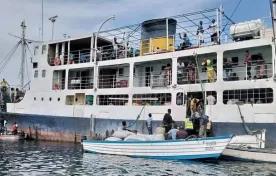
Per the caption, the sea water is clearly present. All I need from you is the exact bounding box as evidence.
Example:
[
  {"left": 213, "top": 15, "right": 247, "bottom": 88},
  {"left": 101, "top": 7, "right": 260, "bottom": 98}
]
[{"left": 0, "top": 140, "right": 275, "bottom": 176}]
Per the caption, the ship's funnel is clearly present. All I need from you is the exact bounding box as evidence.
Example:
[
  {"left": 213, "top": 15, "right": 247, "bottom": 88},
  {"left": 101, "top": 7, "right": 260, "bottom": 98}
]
[{"left": 140, "top": 18, "right": 177, "bottom": 55}]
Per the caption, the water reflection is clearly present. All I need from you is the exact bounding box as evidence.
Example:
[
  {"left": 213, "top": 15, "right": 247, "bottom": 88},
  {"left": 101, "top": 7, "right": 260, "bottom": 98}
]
[{"left": 0, "top": 140, "right": 275, "bottom": 176}]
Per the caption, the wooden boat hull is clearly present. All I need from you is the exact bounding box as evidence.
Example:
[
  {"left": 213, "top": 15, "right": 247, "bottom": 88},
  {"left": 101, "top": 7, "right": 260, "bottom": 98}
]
[
  {"left": 222, "top": 146, "right": 276, "bottom": 163},
  {"left": 83, "top": 136, "right": 232, "bottom": 160}
]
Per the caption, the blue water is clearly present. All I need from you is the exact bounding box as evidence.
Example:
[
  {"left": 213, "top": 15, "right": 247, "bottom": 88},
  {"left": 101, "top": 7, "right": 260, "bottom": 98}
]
[{"left": 0, "top": 140, "right": 275, "bottom": 176}]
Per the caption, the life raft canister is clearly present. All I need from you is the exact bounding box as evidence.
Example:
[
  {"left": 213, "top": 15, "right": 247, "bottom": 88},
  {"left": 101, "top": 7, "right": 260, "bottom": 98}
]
[{"left": 54, "top": 57, "right": 61, "bottom": 66}]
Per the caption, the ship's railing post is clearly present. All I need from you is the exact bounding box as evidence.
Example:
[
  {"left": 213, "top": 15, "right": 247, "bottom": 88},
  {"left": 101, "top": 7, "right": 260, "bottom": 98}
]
[
  {"left": 78, "top": 50, "right": 81, "bottom": 63},
  {"left": 245, "top": 63, "right": 248, "bottom": 80},
  {"left": 166, "top": 18, "right": 169, "bottom": 51}
]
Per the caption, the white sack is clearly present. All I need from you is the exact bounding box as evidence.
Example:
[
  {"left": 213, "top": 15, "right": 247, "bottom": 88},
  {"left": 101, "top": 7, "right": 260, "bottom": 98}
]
[
  {"left": 105, "top": 137, "right": 122, "bottom": 141},
  {"left": 124, "top": 134, "right": 148, "bottom": 141},
  {"left": 137, "top": 134, "right": 165, "bottom": 141},
  {"left": 112, "top": 130, "right": 134, "bottom": 139}
]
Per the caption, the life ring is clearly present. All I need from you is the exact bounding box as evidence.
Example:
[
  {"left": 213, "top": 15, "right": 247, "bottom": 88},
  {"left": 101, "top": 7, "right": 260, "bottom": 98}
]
[
  {"left": 54, "top": 57, "right": 61, "bottom": 66},
  {"left": 54, "top": 83, "right": 60, "bottom": 90}
]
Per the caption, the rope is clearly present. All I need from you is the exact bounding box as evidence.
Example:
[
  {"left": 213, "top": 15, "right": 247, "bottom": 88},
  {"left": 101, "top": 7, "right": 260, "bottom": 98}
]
[
  {"left": 0, "top": 41, "right": 21, "bottom": 74},
  {"left": 127, "top": 104, "right": 146, "bottom": 128},
  {"left": 236, "top": 104, "right": 264, "bottom": 135},
  {"left": 222, "top": 0, "right": 242, "bottom": 32},
  {"left": 194, "top": 52, "right": 206, "bottom": 114}
]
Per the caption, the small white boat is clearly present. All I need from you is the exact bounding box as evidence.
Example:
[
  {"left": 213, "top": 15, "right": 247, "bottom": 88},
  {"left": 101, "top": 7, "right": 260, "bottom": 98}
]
[
  {"left": 82, "top": 135, "right": 232, "bottom": 160},
  {"left": 221, "top": 129, "right": 276, "bottom": 163},
  {"left": 0, "top": 134, "right": 20, "bottom": 140},
  {"left": 222, "top": 145, "right": 276, "bottom": 163}
]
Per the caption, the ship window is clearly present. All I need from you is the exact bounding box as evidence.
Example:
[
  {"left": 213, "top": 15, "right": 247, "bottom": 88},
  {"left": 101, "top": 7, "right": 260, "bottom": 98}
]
[
  {"left": 97, "top": 94, "right": 128, "bottom": 106},
  {"left": 66, "top": 95, "right": 74, "bottom": 105},
  {"left": 34, "top": 70, "right": 38, "bottom": 78},
  {"left": 33, "top": 62, "right": 38, "bottom": 68},
  {"left": 118, "top": 68, "right": 124, "bottom": 76},
  {"left": 42, "top": 70, "right": 46, "bottom": 77},
  {"left": 223, "top": 88, "right": 273, "bottom": 104},
  {"left": 132, "top": 93, "right": 171, "bottom": 106},
  {"left": 34, "top": 97, "right": 36, "bottom": 101},
  {"left": 49, "top": 97, "right": 52, "bottom": 101},
  {"left": 176, "top": 92, "right": 185, "bottom": 105},
  {"left": 42, "top": 45, "right": 47, "bottom": 54},
  {"left": 57, "top": 98, "right": 60, "bottom": 101},
  {"left": 41, "top": 97, "right": 44, "bottom": 101},
  {"left": 86, "top": 95, "right": 94, "bottom": 105},
  {"left": 34, "top": 46, "right": 39, "bottom": 55}
]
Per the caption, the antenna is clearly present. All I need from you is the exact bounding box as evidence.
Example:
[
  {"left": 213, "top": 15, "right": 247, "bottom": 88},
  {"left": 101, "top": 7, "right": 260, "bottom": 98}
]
[
  {"left": 20, "top": 21, "right": 26, "bottom": 89},
  {"left": 41, "top": 0, "right": 44, "bottom": 41},
  {"left": 49, "top": 15, "right": 58, "bottom": 40}
]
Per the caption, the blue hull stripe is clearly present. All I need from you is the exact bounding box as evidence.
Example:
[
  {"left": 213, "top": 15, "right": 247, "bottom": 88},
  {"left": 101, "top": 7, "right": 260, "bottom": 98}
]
[
  {"left": 83, "top": 135, "right": 232, "bottom": 144},
  {"left": 84, "top": 150, "right": 221, "bottom": 160}
]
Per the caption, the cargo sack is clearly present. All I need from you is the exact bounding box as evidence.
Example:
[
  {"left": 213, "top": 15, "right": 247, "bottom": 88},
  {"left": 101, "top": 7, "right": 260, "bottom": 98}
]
[
  {"left": 112, "top": 130, "right": 134, "bottom": 139},
  {"left": 105, "top": 137, "right": 122, "bottom": 141}
]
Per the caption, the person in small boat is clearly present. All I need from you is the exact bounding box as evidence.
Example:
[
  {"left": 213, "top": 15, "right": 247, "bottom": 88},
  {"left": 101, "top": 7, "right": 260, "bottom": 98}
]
[
  {"left": 167, "top": 124, "right": 178, "bottom": 140},
  {"left": 146, "top": 113, "right": 153, "bottom": 135},
  {"left": 121, "top": 121, "right": 137, "bottom": 133},
  {"left": 198, "top": 114, "right": 209, "bottom": 138},
  {"left": 12, "top": 122, "right": 18, "bottom": 135},
  {"left": 162, "top": 109, "right": 174, "bottom": 133},
  {"left": 184, "top": 117, "right": 194, "bottom": 136},
  {"left": 176, "top": 126, "right": 188, "bottom": 139}
]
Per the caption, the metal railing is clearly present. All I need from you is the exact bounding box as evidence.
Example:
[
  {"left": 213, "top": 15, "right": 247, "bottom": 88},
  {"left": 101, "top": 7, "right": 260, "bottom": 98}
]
[
  {"left": 177, "top": 67, "right": 217, "bottom": 84},
  {"left": 223, "top": 62, "right": 272, "bottom": 81},
  {"left": 48, "top": 49, "right": 92, "bottom": 66},
  {"left": 98, "top": 75, "right": 129, "bottom": 89},
  {"left": 133, "top": 71, "right": 172, "bottom": 87},
  {"left": 68, "top": 76, "right": 94, "bottom": 89}
]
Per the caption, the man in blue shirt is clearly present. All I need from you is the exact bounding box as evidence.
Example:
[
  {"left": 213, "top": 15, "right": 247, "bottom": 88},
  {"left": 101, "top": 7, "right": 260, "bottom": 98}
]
[
  {"left": 168, "top": 124, "right": 178, "bottom": 140},
  {"left": 198, "top": 114, "right": 209, "bottom": 138},
  {"left": 146, "top": 113, "right": 153, "bottom": 135}
]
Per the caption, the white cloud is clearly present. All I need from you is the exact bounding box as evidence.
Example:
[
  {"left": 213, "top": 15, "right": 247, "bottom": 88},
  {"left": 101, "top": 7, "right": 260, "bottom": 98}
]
[{"left": 0, "top": 0, "right": 224, "bottom": 86}]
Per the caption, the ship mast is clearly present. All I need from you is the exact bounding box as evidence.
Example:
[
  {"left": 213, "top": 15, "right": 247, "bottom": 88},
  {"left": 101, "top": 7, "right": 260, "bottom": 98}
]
[{"left": 20, "top": 21, "right": 26, "bottom": 89}]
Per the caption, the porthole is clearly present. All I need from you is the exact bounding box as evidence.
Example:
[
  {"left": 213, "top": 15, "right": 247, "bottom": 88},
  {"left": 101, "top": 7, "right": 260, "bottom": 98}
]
[
  {"left": 41, "top": 97, "right": 44, "bottom": 101},
  {"left": 75, "top": 98, "right": 78, "bottom": 102},
  {"left": 49, "top": 97, "right": 52, "bottom": 101},
  {"left": 57, "top": 98, "right": 60, "bottom": 101},
  {"left": 34, "top": 97, "right": 36, "bottom": 101}
]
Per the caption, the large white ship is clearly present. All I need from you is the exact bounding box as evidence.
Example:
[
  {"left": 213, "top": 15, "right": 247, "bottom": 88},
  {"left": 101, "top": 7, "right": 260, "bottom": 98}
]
[{"left": 1, "top": 4, "right": 276, "bottom": 144}]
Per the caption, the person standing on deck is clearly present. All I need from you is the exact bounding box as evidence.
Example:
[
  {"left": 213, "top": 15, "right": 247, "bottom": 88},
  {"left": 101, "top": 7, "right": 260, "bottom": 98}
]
[
  {"left": 162, "top": 109, "right": 174, "bottom": 133},
  {"left": 164, "top": 64, "right": 172, "bottom": 85},
  {"left": 190, "top": 98, "right": 200, "bottom": 118},
  {"left": 0, "top": 117, "right": 4, "bottom": 134},
  {"left": 196, "top": 21, "right": 204, "bottom": 46},
  {"left": 206, "top": 92, "right": 216, "bottom": 105},
  {"left": 202, "top": 59, "right": 215, "bottom": 83},
  {"left": 1, "top": 79, "right": 9, "bottom": 92},
  {"left": 244, "top": 50, "right": 252, "bottom": 80},
  {"left": 146, "top": 113, "right": 153, "bottom": 135},
  {"left": 12, "top": 122, "right": 18, "bottom": 135},
  {"left": 207, "top": 19, "right": 218, "bottom": 45}
]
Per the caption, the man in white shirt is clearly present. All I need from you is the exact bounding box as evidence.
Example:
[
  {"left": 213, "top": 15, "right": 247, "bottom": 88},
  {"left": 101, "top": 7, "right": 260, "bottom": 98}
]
[
  {"left": 206, "top": 92, "right": 216, "bottom": 105},
  {"left": 208, "top": 19, "right": 218, "bottom": 44}
]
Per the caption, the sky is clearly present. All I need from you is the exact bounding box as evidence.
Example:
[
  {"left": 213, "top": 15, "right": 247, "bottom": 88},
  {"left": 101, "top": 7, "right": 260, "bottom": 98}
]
[{"left": 0, "top": 0, "right": 271, "bottom": 86}]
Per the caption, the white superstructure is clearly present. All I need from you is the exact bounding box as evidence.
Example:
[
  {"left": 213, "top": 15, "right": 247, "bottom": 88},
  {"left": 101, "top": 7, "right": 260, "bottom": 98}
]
[{"left": 6, "top": 7, "right": 276, "bottom": 125}]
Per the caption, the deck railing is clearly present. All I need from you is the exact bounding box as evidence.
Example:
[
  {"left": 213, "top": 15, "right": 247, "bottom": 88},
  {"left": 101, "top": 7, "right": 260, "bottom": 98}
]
[
  {"left": 98, "top": 75, "right": 129, "bottom": 89},
  {"left": 68, "top": 76, "right": 94, "bottom": 89}
]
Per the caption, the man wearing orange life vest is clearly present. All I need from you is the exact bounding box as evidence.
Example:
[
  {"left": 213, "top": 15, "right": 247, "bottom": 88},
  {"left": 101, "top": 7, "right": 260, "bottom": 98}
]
[
  {"left": 12, "top": 122, "right": 18, "bottom": 135},
  {"left": 202, "top": 58, "right": 214, "bottom": 83}
]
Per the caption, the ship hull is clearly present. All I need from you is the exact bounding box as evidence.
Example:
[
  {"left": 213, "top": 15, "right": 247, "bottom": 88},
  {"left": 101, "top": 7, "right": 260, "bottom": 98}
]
[{"left": 1, "top": 112, "right": 275, "bottom": 147}]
